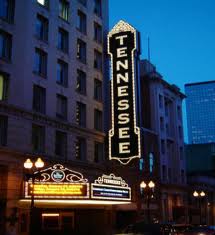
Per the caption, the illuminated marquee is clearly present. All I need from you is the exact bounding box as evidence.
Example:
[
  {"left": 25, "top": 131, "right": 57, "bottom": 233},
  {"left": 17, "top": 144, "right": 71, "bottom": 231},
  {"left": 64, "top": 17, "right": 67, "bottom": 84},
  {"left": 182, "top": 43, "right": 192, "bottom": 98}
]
[
  {"left": 91, "top": 174, "right": 131, "bottom": 201},
  {"left": 24, "top": 164, "right": 89, "bottom": 199},
  {"left": 108, "top": 20, "right": 141, "bottom": 165}
]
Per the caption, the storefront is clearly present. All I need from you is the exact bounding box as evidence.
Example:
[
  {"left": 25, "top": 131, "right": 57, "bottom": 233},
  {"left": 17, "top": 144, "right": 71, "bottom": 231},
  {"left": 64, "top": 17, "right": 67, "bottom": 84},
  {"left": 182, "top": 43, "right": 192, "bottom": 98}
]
[{"left": 18, "top": 164, "right": 132, "bottom": 235}]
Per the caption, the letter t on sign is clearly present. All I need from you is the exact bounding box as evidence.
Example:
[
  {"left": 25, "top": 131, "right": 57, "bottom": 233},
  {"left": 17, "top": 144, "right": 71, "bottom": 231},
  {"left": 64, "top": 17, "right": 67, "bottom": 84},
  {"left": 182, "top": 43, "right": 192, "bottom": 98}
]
[{"left": 115, "top": 35, "right": 128, "bottom": 45}]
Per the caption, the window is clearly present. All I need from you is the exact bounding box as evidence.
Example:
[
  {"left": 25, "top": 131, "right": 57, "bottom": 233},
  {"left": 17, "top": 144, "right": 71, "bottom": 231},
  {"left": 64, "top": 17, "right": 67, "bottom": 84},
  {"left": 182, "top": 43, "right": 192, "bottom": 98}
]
[
  {"left": 36, "top": 14, "right": 49, "bottom": 42},
  {"left": 177, "top": 105, "right": 181, "bottom": 120},
  {"left": 32, "top": 124, "right": 45, "bottom": 153},
  {"left": 56, "top": 94, "right": 67, "bottom": 120},
  {"left": 33, "top": 85, "right": 46, "bottom": 114},
  {"left": 94, "top": 0, "right": 101, "bottom": 17},
  {"left": 55, "top": 130, "right": 67, "bottom": 158},
  {"left": 57, "top": 59, "right": 68, "bottom": 87},
  {"left": 77, "top": 39, "right": 86, "bottom": 63},
  {"left": 181, "top": 169, "right": 185, "bottom": 183},
  {"left": 77, "top": 10, "right": 86, "bottom": 34},
  {"left": 94, "top": 142, "right": 103, "bottom": 163},
  {"left": 162, "top": 165, "right": 167, "bottom": 181},
  {"left": 76, "top": 102, "right": 86, "bottom": 127},
  {"left": 94, "top": 22, "right": 102, "bottom": 43},
  {"left": 78, "top": 0, "right": 87, "bottom": 6},
  {"left": 37, "top": 0, "right": 49, "bottom": 7},
  {"left": 94, "top": 50, "right": 102, "bottom": 71},
  {"left": 168, "top": 168, "right": 172, "bottom": 182},
  {"left": 94, "top": 109, "right": 102, "bottom": 131},
  {"left": 59, "top": 0, "right": 69, "bottom": 21},
  {"left": 75, "top": 137, "right": 86, "bottom": 160},
  {"left": 76, "top": 69, "right": 86, "bottom": 95},
  {"left": 0, "top": 115, "right": 8, "bottom": 146},
  {"left": 0, "top": 72, "right": 9, "bottom": 101},
  {"left": 58, "top": 28, "right": 68, "bottom": 53},
  {"left": 34, "top": 48, "right": 47, "bottom": 78},
  {"left": 139, "top": 158, "right": 144, "bottom": 171},
  {"left": 149, "top": 152, "right": 154, "bottom": 173},
  {"left": 161, "top": 139, "right": 165, "bottom": 154},
  {"left": 160, "top": 116, "right": 164, "bottom": 131},
  {"left": 0, "top": 30, "right": 12, "bottom": 61},
  {"left": 180, "top": 146, "right": 184, "bottom": 160},
  {"left": 94, "top": 79, "right": 102, "bottom": 101},
  {"left": 178, "top": 126, "right": 182, "bottom": 139},
  {"left": 159, "top": 94, "right": 163, "bottom": 108},
  {"left": 0, "top": 0, "right": 15, "bottom": 23}
]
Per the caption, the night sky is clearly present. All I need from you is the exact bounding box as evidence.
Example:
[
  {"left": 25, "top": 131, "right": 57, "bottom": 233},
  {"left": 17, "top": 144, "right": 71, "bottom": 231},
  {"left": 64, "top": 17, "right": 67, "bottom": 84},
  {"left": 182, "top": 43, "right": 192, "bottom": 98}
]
[{"left": 109, "top": 0, "right": 215, "bottom": 142}]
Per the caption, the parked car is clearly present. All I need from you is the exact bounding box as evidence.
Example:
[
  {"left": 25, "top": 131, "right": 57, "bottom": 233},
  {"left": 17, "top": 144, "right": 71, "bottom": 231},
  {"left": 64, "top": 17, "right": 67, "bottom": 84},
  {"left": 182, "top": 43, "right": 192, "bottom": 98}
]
[
  {"left": 182, "top": 225, "right": 215, "bottom": 235},
  {"left": 115, "top": 221, "right": 172, "bottom": 235}
]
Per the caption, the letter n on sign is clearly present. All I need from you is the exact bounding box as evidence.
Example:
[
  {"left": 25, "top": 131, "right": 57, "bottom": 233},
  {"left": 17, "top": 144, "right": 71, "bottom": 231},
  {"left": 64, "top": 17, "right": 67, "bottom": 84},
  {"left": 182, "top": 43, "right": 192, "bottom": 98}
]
[{"left": 108, "top": 20, "right": 141, "bottom": 165}]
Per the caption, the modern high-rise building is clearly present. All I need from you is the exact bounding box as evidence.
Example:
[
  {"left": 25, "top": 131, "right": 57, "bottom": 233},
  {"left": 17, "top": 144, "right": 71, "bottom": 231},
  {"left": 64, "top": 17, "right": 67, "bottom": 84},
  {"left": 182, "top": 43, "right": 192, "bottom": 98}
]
[
  {"left": 0, "top": 0, "right": 109, "bottom": 234},
  {"left": 185, "top": 80, "right": 215, "bottom": 144},
  {"left": 139, "top": 60, "right": 187, "bottom": 223}
]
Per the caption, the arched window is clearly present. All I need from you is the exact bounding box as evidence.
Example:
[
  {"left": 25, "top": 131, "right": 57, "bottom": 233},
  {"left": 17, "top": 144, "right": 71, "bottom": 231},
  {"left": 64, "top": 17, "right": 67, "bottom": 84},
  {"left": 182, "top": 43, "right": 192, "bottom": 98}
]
[{"left": 149, "top": 152, "right": 154, "bottom": 173}]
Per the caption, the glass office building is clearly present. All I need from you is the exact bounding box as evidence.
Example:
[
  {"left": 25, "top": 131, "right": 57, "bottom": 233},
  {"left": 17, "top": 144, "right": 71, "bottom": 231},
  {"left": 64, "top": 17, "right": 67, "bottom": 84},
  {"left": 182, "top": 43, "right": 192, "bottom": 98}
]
[{"left": 185, "top": 81, "right": 215, "bottom": 144}]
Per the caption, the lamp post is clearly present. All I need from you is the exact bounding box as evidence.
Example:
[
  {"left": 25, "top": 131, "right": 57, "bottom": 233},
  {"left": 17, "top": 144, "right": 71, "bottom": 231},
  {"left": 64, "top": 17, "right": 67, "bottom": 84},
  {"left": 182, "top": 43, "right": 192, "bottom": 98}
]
[
  {"left": 140, "top": 180, "right": 155, "bottom": 223},
  {"left": 24, "top": 157, "right": 44, "bottom": 235},
  {"left": 193, "top": 190, "right": 206, "bottom": 225}
]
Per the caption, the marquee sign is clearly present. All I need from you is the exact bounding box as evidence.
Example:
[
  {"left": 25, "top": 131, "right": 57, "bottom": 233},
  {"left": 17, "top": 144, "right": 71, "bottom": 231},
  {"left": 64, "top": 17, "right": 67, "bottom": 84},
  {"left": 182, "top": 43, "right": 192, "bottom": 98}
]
[
  {"left": 108, "top": 20, "right": 141, "bottom": 165},
  {"left": 91, "top": 174, "right": 131, "bottom": 201},
  {"left": 24, "top": 164, "right": 89, "bottom": 199}
]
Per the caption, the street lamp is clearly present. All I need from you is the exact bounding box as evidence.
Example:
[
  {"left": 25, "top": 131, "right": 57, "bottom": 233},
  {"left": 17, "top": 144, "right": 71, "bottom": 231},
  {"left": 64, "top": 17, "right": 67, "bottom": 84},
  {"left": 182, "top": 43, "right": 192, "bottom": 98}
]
[
  {"left": 193, "top": 190, "right": 206, "bottom": 225},
  {"left": 140, "top": 180, "right": 155, "bottom": 223},
  {"left": 24, "top": 157, "right": 44, "bottom": 235}
]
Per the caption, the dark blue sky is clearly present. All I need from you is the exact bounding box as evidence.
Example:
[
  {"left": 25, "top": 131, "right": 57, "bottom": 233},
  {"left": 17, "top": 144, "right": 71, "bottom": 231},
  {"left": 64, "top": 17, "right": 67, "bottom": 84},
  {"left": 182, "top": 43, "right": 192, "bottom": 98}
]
[{"left": 109, "top": 0, "right": 215, "bottom": 141}]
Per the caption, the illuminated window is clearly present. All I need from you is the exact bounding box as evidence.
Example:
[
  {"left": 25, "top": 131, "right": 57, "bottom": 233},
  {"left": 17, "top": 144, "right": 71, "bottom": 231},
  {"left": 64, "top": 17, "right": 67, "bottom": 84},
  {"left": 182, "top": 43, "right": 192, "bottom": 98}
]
[
  {"left": 0, "top": 30, "right": 12, "bottom": 61},
  {"left": 0, "top": 0, "right": 15, "bottom": 23},
  {"left": 0, "top": 72, "right": 9, "bottom": 101},
  {"left": 149, "top": 153, "right": 154, "bottom": 173},
  {"left": 77, "top": 39, "right": 86, "bottom": 63},
  {"left": 57, "top": 59, "right": 68, "bottom": 87},
  {"left": 56, "top": 94, "right": 67, "bottom": 120},
  {"left": 75, "top": 137, "right": 86, "bottom": 160},
  {"left": 76, "top": 102, "right": 86, "bottom": 127},
  {"left": 58, "top": 28, "right": 68, "bottom": 53},
  {"left": 94, "top": 79, "right": 102, "bottom": 101},
  {"left": 76, "top": 69, "right": 86, "bottom": 95},
  {"left": 94, "top": 22, "right": 102, "bottom": 44},
  {"left": 77, "top": 10, "right": 86, "bottom": 34},
  {"left": 33, "top": 85, "right": 46, "bottom": 114},
  {"left": 59, "top": 0, "right": 69, "bottom": 22},
  {"left": 55, "top": 130, "right": 67, "bottom": 158},
  {"left": 94, "top": 0, "right": 101, "bottom": 17},
  {"left": 139, "top": 158, "right": 144, "bottom": 171},
  {"left": 94, "top": 49, "right": 102, "bottom": 71},
  {"left": 32, "top": 124, "right": 45, "bottom": 153},
  {"left": 94, "top": 109, "right": 102, "bottom": 131},
  {"left": 0, "top": 115, "right": 7, "bottom": 146},
  {"left": 94, "top": 142, "right": 103, "bottom": 163},
  {"left": 36, "top": 14, "right": 48, "bottom": 42},
  {"left": 34, "top": 48, "right": 47, "bottom": 78},
  {"left": 37, "top": 0, "right": 49, "bottom": 7}
]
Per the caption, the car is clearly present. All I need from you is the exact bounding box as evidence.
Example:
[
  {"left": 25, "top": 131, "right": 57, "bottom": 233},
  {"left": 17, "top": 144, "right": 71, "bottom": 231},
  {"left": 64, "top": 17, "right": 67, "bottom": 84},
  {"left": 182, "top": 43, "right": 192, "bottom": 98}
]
[
  {"left": 182, "top": 225, "right": 215, "bottom": 235},
  {"left": 115, "top": 221, "right": 172, "bottom": 235}
]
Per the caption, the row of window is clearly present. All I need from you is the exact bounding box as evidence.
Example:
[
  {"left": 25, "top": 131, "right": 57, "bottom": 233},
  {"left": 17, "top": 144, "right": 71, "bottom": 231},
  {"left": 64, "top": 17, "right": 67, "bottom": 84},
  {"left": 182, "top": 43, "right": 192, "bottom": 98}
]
[
  {"left": 0, "top": 0, "right": 102, "bottom": 24},
  {"left": 33, "top": 84, "right": 103, "bottom": 130},
  {"left": 38, "top": 0, "right": 102, "bottom": 19},
  {"left": 162, "top": 165, "right": 185, "bottom": 184},
  {"left": 36, "top": 12, "right": 103, "bottom": 46},
  {"left": 0, "top": 115, "right": 104, "bottom": 162},
  {"left": 0, "top": 74, "right": 103, "bottom": 131},
  {"left": 0, "top": 28, "right": 103, "bottom": 73},
  {"left": 0, "top": 68, "right": 102, "bottom": 102}
]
